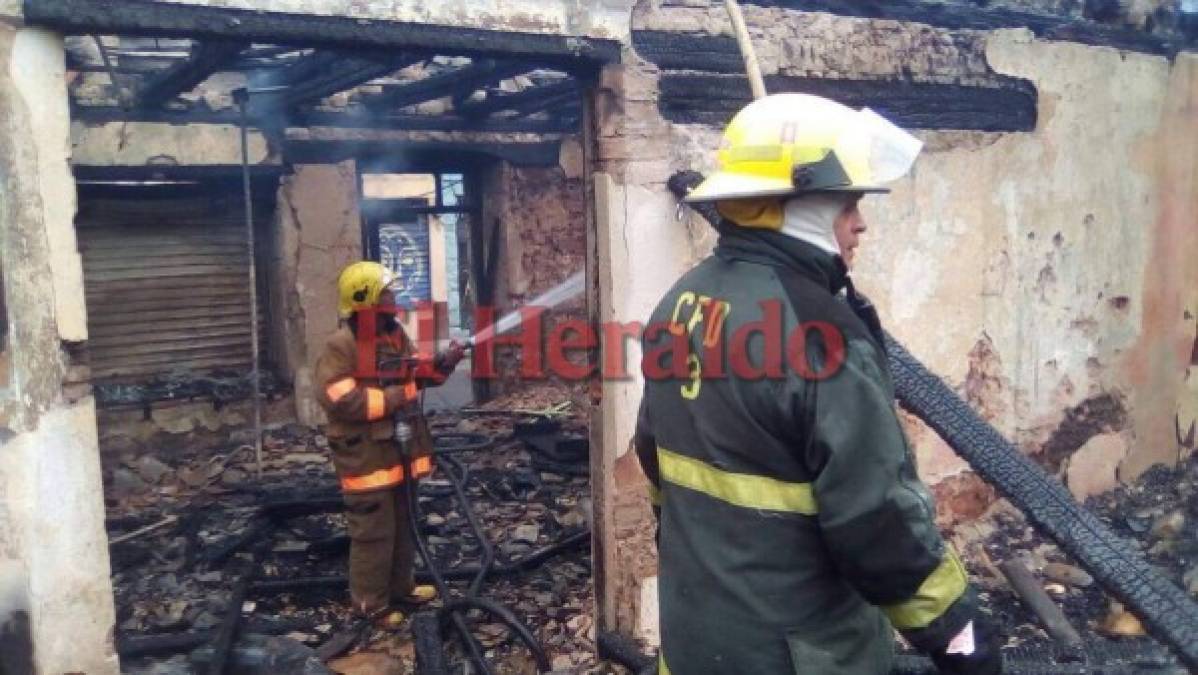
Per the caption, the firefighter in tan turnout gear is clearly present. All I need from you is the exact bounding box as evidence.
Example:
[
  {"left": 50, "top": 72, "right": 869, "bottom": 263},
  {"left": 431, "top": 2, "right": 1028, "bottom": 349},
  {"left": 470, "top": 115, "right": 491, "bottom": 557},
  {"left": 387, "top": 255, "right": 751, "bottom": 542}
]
[
  {"left": 316, "top": 261, "right": 465, "bottom": 618},
  {"left": 635, "top": 94, "right": 1003, "bottom": 673}
]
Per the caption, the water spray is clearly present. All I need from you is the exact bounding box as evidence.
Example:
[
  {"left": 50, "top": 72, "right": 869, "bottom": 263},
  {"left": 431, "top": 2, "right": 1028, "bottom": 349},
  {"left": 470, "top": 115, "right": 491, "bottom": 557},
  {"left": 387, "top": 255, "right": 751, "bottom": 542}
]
[{"left": 462, "top": 271, "right": 585, "bottom": 349}]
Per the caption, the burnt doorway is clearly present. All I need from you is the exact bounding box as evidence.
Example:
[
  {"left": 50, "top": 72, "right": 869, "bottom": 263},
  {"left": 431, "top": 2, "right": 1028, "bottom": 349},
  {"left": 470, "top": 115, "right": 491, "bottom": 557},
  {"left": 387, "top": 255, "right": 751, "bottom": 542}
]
[{"left": 36, "top": 2, "right": 615, "bottom": 671}]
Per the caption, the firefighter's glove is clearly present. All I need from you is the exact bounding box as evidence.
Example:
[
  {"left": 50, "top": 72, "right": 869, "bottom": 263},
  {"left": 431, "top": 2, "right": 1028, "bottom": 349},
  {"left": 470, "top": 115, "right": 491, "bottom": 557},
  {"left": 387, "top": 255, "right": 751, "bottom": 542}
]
[
  {"left": 437, "top": 340, "right": 468, "bottom": 372},
  {"left": 929, "top": 615, "right": 1002, "bottom": 675}
]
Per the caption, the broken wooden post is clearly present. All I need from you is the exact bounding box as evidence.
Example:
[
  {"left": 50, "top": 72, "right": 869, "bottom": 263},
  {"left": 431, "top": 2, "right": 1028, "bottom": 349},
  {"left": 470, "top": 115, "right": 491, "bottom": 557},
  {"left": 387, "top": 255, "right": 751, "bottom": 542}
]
[{"left": 999, "top": 560, "right": 1084, "bottom": 647}]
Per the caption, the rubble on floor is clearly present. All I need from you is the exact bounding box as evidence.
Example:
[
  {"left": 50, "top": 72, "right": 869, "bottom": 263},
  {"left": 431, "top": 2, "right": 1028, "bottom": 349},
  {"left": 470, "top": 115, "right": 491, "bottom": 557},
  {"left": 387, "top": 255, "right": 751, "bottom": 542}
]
[
  {"left": 952, "top": 452, "right": 1198, "bottom": 673},
  {"left": 104, "top": 388, "right": 623, "bottom": 674},
  {"left": 95, "top": 369, "right": 288, "bottom": 407}
]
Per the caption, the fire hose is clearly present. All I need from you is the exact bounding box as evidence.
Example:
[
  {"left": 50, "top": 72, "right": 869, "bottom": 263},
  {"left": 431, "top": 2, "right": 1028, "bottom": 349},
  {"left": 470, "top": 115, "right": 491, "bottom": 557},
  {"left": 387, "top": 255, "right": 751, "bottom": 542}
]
[
  {"left": 666, "top": 172, "right": 1198, "bottom": 669},
  {"left": 396, "top": 390, "right": 556, "bottom": 674}
]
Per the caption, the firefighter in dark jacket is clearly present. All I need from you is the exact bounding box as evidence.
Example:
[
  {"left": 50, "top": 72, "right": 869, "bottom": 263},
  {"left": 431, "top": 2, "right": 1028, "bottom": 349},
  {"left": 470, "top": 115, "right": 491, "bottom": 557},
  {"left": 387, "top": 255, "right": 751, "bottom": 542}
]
[
  {"left": 634, "top": 94, "right": 1003, "bottom": 674},
  {"left": 316, "top": 261, "right": 465, "bottom": 618}
]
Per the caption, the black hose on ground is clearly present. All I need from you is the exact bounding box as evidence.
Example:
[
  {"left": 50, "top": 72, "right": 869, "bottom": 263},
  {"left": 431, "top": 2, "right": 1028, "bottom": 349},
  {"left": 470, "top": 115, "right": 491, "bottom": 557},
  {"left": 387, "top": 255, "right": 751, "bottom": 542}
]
[
  {"left": 596, "top": 631, "right": 656, "bottom": 673},
  {"left": 404, "top": 458, "right": 492, "bottom": 675},
  {"left": 438, "top": 454, "right": 495, "bottom": 598},
  {"left": 440, "top": 598, "right": 552, "bottom": 672},
  {"left": 665, "top": 170, "right": 1198, "bottom": 669},
  {"left": 408, "top": 431, "right": 554, "bottom": 674}
]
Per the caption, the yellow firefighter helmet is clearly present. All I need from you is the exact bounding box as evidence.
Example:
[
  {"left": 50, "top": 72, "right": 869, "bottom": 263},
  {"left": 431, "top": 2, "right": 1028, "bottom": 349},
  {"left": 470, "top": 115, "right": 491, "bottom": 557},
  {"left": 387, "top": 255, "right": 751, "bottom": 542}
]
[
  {"left": 337, "top": 261, "right": 396, "bottom": 319},
  {"left": 685, "top": 93, "right": 922, "bottom": 203}
]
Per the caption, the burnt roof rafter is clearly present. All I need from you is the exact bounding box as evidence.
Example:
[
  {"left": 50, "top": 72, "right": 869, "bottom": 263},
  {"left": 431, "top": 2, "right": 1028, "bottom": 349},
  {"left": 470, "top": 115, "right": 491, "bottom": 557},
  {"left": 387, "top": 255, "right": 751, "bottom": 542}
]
[
  {"left": 457, "top": 79, "right": 579, "bottom": 118},
  {"left": 135, "top": 39, "right": 247, "bottom": 108},
  {"left": 364, "top": 59, "right": 536, "bottom": 111},
  {"left": 250, "top": 50, "right": 423, "bottom": 112},
  {"left": 26, "top": 0, "right": 621, "bottom": 67},
  {"left": 71, "top": 103, "right": 578, "bottom": 134}
]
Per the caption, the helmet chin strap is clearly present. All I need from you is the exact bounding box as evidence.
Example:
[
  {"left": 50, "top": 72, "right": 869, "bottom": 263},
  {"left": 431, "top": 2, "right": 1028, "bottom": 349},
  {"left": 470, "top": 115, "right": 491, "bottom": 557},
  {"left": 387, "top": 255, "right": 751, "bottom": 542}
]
[{"left": 780, "top": 193, "right": 851, "bottom": 257}]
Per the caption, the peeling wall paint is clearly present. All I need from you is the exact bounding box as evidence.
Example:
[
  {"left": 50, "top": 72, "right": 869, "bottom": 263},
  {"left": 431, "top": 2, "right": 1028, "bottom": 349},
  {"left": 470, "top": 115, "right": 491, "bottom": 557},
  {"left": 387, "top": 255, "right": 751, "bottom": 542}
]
[
  {"left": 0, "top": 24, "right": 117, "bottom": 674},
  {"left": 12, "top": 29, "right": 86, "bottom": 343}
]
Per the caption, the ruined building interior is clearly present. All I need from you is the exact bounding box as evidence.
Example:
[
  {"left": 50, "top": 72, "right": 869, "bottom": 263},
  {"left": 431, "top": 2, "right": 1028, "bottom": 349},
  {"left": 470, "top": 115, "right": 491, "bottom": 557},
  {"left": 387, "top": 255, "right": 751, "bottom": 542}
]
[{"left": 0, "top": 0, "right": 1196, "bottom": 673}]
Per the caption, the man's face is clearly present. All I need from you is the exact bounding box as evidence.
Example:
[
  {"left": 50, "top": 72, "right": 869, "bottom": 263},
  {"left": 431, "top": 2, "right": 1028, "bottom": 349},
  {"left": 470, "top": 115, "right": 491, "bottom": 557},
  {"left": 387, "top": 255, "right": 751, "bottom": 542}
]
[{"left": 834, "top": 195, "right": 867, "bottom": 269}]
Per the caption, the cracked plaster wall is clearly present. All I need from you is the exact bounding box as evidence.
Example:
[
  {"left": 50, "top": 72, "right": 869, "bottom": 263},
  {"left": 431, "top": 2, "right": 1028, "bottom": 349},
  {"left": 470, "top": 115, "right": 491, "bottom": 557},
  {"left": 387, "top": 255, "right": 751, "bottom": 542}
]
[
  {"left": 72, "top": 121, "right": 272, "bottom": 167},
  {"left": 272, "top": 161, "right": 363, "bottom": 426},
  {"left": 0, "top": 23, "right": 117, "bottom": 675}
]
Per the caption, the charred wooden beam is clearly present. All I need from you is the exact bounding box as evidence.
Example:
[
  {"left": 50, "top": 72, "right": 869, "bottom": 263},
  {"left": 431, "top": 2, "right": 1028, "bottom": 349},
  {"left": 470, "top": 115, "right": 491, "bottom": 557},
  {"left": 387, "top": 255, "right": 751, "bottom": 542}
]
[
  {"left": 457, "top": 79, "right": 579, "bottom": 118},
  {"left": 284, "top": 139, "right": 562, "bottom": 169},
  {"left": 255, "top": 51, "right": 422, "bottom": 110},
  {"left": 658, "top": 73, "right": 1037, "bottom": 132},
  {"left": 73, "top": 164, "right": 287, "bottom": 183},
  {"left": 632, "top": 30, "right": 745, "bottom": 74},
  {"left": 25, "top": 0, "right": 621, "bottom": 67},
  {"left": 136, "top": 40, "right": 246, "bottom": 108},
  {"left": 734, "top": 0, "right": 1174, "bottom": 54},
  {"left": 999, "top": 560, "right": 1085, "bottom": 647},
  {"left": 365, "top": 59, "right": 534, "bottom": 111},
  {"left": 510, "top": 89, "right": 580, "bottom": 119},
  {"left": 70, "top": 104, "right": 577, "bottom": 134}
]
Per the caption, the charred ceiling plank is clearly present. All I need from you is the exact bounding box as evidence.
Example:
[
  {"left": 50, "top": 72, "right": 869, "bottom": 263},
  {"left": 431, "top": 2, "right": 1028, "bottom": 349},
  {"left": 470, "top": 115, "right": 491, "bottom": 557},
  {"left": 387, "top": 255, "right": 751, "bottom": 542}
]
[
  {"left": 73, "top": 164, "right": 287, "bottom": 184},
  {"left": 364, "top": 59, "right": 534, "bottom": 111},
  {"left": 286, "top": 139, "right": 562, "bottom": 169},
  {"left": 632, "top": 30, "right": 744, "bottom": 73},
  {"left": 458, "top": 79, "right": 579, "bottom": 118},
  {"left": 24, "top": 0, "right": 621, "bottom": 67},
  {"left": 254, "top": 51, "right": 422, "bottom": 111},
  {"left": 135, "top": 40, "right": 246, "bottom": 108},
  {"left": 734, "top": 0, "right": 1173, "bottom": 54},
  {"left": 296, "top": 108, "right": 576, "bottom": 134},
  {"left": 71, "top": 103, "right": 577, "bottom": 134},
  {"left": 659, "top": 73, "right": 1037, "bottom": 132}
]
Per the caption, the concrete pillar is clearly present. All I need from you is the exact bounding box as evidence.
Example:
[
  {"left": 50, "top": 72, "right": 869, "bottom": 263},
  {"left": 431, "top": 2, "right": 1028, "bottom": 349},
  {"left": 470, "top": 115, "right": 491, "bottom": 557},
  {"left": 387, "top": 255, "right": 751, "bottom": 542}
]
[
  {"left": 272, "top": 161, "right": 363, "bottom": 426},
  {"left": 0, "top": 22, "right": 118, "bottom": 675}
]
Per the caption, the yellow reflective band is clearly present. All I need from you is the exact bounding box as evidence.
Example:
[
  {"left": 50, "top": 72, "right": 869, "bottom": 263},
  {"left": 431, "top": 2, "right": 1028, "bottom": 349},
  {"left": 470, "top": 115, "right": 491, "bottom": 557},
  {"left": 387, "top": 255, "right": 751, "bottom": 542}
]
[
  {"left": 656, "top": 446, "right": 817, "bottom": 515},
  {"left": 325, "top": 377, "right": 357, "bottom": 403},
  {"left": 365, "top": 387, "right": 386, "bottom": 421},
  {"left": 659, "top": 655, "right": 671, "bottom": 675},
  {"left": 882, "top": 548, "right": 969, "bottom": 629},
  {"left": 647, "top": 481, "right": 662, "bottom": 506}
]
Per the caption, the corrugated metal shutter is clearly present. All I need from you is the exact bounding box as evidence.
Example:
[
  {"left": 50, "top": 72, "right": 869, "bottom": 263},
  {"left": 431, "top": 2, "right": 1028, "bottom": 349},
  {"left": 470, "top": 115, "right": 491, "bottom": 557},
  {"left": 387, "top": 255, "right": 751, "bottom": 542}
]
[
  {"left": 77, "top": 193, "right": 270, "bottom": 382},
  {"left": 378, "top": 218, "right": 431, "bottom": 308}
]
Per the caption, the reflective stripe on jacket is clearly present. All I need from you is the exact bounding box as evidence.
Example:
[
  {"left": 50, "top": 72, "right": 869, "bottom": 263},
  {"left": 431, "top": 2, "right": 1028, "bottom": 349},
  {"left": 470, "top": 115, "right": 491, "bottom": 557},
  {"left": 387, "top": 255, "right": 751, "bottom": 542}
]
[
  {"left": 315, "top": 325, "right": 436, "bottom": 493},
  {"left": 635, "top": 227, "right": 975, "bottom": 674}
]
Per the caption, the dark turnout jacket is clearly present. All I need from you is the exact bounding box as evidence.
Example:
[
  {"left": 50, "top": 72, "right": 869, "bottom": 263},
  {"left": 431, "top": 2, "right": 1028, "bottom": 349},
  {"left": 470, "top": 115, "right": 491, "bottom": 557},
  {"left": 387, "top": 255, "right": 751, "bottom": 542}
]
[{"left": 634, "top": 228, "right": 975, "bottom": 674}]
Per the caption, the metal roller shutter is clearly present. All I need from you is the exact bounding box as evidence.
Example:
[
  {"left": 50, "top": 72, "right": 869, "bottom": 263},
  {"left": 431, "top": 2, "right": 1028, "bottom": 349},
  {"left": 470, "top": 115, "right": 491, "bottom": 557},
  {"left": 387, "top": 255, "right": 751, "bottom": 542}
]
[{"left": 77, "top": 193, "right": 271, "bottom": 381}]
